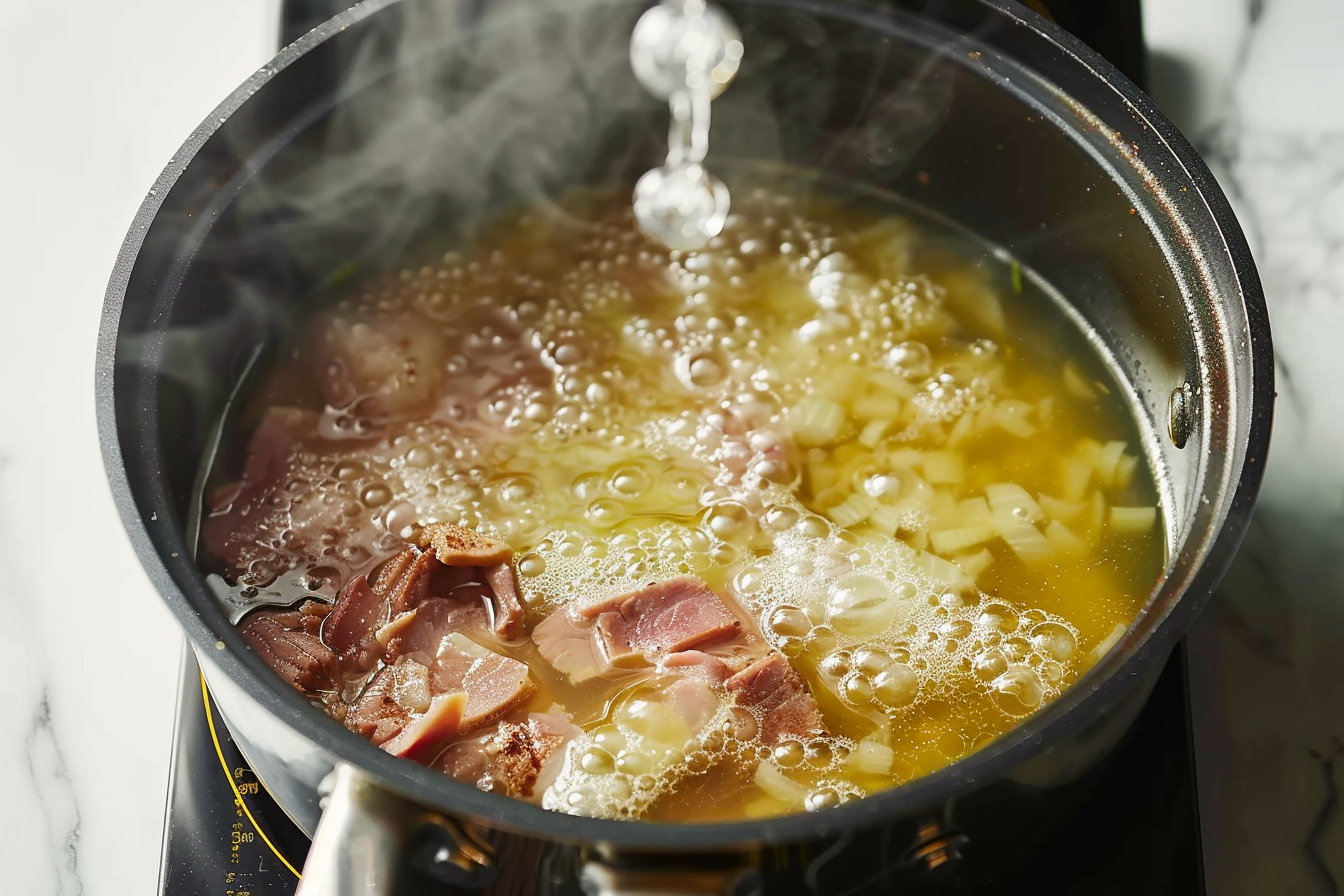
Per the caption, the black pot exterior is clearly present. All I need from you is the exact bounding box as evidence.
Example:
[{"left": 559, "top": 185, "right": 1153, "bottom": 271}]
[{"left": 97, "top": 0, "right": 1271, "bottom": 865}]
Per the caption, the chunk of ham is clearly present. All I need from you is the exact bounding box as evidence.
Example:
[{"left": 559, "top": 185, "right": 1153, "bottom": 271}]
[
  {"left": 346, "top": 659, "right": 430, "bottom": 745},
  {"left": 533, "top": 576, "right": 744, "bottom": 683},
  {"left": 307, "top": 310, "right": 445, "bottom": 417},
  {"left": 202, "top": 407, "right": 317, "bottom": 573},
  {"left": 374, "top": 547, "right": 438, "bottom": 614},
  {"left": 428, "top": 633, "right": 535, "bottom": 732},
  {"left": 416, "top": 523, "right": 523, "bottom": 637},
  {"left": 438, "top": 711, "right": 580, "bottom": 799},
  {"left": 381, "top": 692, "right": 468, "bottom": 763},
  {"left": 239, "top": 606, "right": 339, "bottom": 694},
  {"left": 724, "top": 653, "right": 828, "bottom": 746},
  {"left": 323, "top": 575, "right": 387, "bottom": 671},
  {"left": 658, "top": 650, "right": 734, "bottom": 686}
]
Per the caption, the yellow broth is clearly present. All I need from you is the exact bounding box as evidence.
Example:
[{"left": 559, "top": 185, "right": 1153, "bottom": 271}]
[{"left": 227, "top": 187, "right": 1164, "bottom": 821}]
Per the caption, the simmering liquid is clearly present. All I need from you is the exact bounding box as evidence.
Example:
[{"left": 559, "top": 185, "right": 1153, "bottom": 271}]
[{"left": 218, "top": 185, "right": 1163, "bottom": 821}]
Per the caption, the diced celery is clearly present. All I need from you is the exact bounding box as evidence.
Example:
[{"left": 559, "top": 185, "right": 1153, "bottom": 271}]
[
  {"left": 754, "top": 760, "right": 809, "bottom": 806},
  {"left": 1095, "top": 440, "right": 1127, "bottom": 489},
  {"left": 859, "top": 418, "right": 894, "bottom": 448},
  {"left": 1038, "top": 494, "right": 1085, "bottom": 522},
  {"left": 985, "top": 483, "right": 1044, "bottom": 523},
  {"left": 1063, "top": 361, "right": 1095, "bottom": 400},
  {"left": 849, "top": 740, "right": 895, "bottom": 776},
  {"left": 808, "top": 459, "right": 840, "bottom": 494},
  {"left": 829, "top": 492, "right": 879, "bottom": 529},
  {"left": 995, "top": 400, "right": 1037, "bottom": 438},
  {"left": 1088, "top": 622, "right": 1128, "bottom": 663},
  {"left": 915, "top": 549, "right": 967, "bottom": 585},
  {"left": 954, "top": 548, "right": 995, "bottom": 580},
  {"left": 869, "top": 501, "right": 925, "bottom": 535},
  {"left": 930, "top": 523, "right": 997, "bottom": 555},
  {"left": 992, "top": 506, "right": 1056, "bottom": 565},
  {"left": 1109, "top": 505, "right": 1157, "bottom": 534},
  {"left": 790, "top": 396, "right": 847, "bottom": 447},
  {"left": 921, "top": 450, "right": 966, "bottom": 485},
  {"left": 1044, "top": 520, "right": 1090, "bottom": 558}
]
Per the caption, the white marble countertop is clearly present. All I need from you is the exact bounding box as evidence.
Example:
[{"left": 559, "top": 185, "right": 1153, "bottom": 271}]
[{"left": 1, "top": 0, "right": 1341, "bottom": 892}]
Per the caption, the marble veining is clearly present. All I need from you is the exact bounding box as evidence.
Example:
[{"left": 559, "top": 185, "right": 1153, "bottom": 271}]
[
  {"left": 25, "top": 693, "right": 84, "bottom": 896},
  {"left": 1150, "top": 0, "right": 1344, "bottom": 892}
]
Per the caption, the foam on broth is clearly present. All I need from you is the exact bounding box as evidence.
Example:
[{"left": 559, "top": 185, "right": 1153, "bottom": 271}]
[{"left": 219, "top": 184, "right": 1164, "bottom": 821}]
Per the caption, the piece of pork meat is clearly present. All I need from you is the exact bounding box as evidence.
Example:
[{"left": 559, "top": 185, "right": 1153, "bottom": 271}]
[
  {"left": 374, "top": 547, "right": 439, "bottom": 614},
  {"left": 381, "top": 692, "right": 467, "bottom": 763},
  {"left": 323, "top": 575, "right": 388, "bottom": 671},
  {"left": 428, "top": 633, "right": 535, "bottom": 732},
  {"left": 202, "top": 407, "right": 317, "bottom": 573},
  {"left": 347, "top": 657, "right": 435, "bottom": 745},
  {"left": 417, "top": 523, "right": 522, "bottom": 637},
  {"left": 534, "top": 576, "right": 744, "bottom": 683},
  {"left": 306, "top": 310, "right": 445, "bottom": 417},
  {"left": 438, "top": 711, "right": 580, "bottom": 800},
  {"left": 724, "top": 653, "right": 828, "bottom": 746},
  {"left": 239, "top": 608, "right": 340, "bottom": 695}
]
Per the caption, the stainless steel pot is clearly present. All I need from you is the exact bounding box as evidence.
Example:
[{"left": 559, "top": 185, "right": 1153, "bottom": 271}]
[{"left": 96, "top": 0, "right": 1272, "bottom": 892}]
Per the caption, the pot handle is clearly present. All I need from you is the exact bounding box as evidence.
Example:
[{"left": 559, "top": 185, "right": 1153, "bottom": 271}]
[
  {"left": 295, "top": 763, "right": 495, "bottom": 895},
  {"left": 579, "top": 853, "right": 761, "bottom": 896}
]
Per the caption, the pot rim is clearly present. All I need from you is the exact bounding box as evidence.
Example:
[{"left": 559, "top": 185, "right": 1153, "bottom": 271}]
[{"left": 96, "top": 0, "right": 1273, "bottom": 851}]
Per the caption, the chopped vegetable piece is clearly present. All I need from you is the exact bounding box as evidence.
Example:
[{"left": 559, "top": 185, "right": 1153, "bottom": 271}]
[
  {"left": 754, "top": 760, "right": 809, "bottom": 807},
  {"left": 992, "top": 505, "right": 1055, "bottom": 565},
  {"left": 921, "top": 451, "right": 966, "bottom": 485},
  {"left": 1038, "top": 494, "right": 1085, "bottom": 522},
  {"left": 869, "top": 501, "right": 927, "bottom": 536},
  {"left": 854, "top": 393, "right": 901, "bottom": 420},
  {"left": 1089, "top": 623, "right": 1128, "bottom": 663},
  {"left": 790, "top": 396, "right": 848, "bottom": 447},
  {"left": 1044, "top": 520, "right": 1090, "bottom": 558},
  {"left": 1114, "top": 454, "right": 1139, "bottom": 491},
  {"left": 1063, "top": 361, "right": 1095, "bottom": 400},
  {"left": 994, "top": 400, "right": 1037, "bottom": 438},
  {"left": 828, "top": 492, "right": 879, "bottom": 529},
  {"left": 859, "top": 418, "right": 894, "bottom": 448},
  {"left": 954, "top": 548, "right": 995, "bottom": 580},
  {"left": 1058, "top": 458, "right": 1093, "bottom": 501},
  {"left": 915, "top": 549, "right": 967, "bottom": 585},
  {"left": 985, "top": 483, "right": 1044, "bottom": 523},
  {"left": 1109, "top": 506, "right": 1157, "bottom": 534},
  {"left": 849, "top": 739, "right": 895, "bottom": 775},
  {"left": 930, "top": 523, "right": 997, "bottom": 556},
  {"left": 1095, "top": 440, "right": 1127, "bottom": 489}
]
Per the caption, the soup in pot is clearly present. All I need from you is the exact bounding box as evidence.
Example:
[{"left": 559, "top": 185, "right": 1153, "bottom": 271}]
[{"left": 208, "top": 186, "right": 1163, "bottom": 821}]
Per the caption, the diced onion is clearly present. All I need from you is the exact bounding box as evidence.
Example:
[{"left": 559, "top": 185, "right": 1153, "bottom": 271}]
[
  {"left": 854, "top": 393, "right": 901, "bottom": 420},
  {"left": 1038, "top": 494, "right": 1085, "bottom": 522},
  {"left": 1089, "top": 622, "right": 1128, "bottom": 663},
  {"left": 985, "top": 483, "right": 1044, "bottom": 523},
  {"left": 754, "top": 760, "right": 809, "bottom": 807},
  {"left": 957, "top": 497, "right": 991, "bottom": 524},
  {"left": 994, "top": 400, "right": 1037, "bottom": 438},
  {"left": 1109, "top": 506, "right": 1157, "bottom": 534},
  {"left": 992, "top": 505, "right": 1055, "bottom": 565},
  {"left": 859, "top": 418, "right": 893, "bottom": 448},
  {"left": 1115, "top": 454, "right": 1139, "bottom": 492},
  {"left": 954, "top": 548, "right": 995, "bottom": 580},
  {"left": 1058, "top": 458, "right": 1093, "bottom": 501},
  {"left": 1063, "top": 361, "right": 1095, "bottom": 400},
  {"left": 921, "top": 451, "right": 965, "bottom": 485},
  {"left": 1095, "top": 440, "right": 1127, "bottom": 489},
  {"left": 849, "top": 740, "right": 895, "bottom": 776},
  {"left": 915, "top": 549, "right": 968, "bottom": 585},
  {"left": 1044, "top": 520, "right": 1090, "bottom": 558},
  {"left": 930, "top": 523, "right": 997, "bottom": 556}
]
